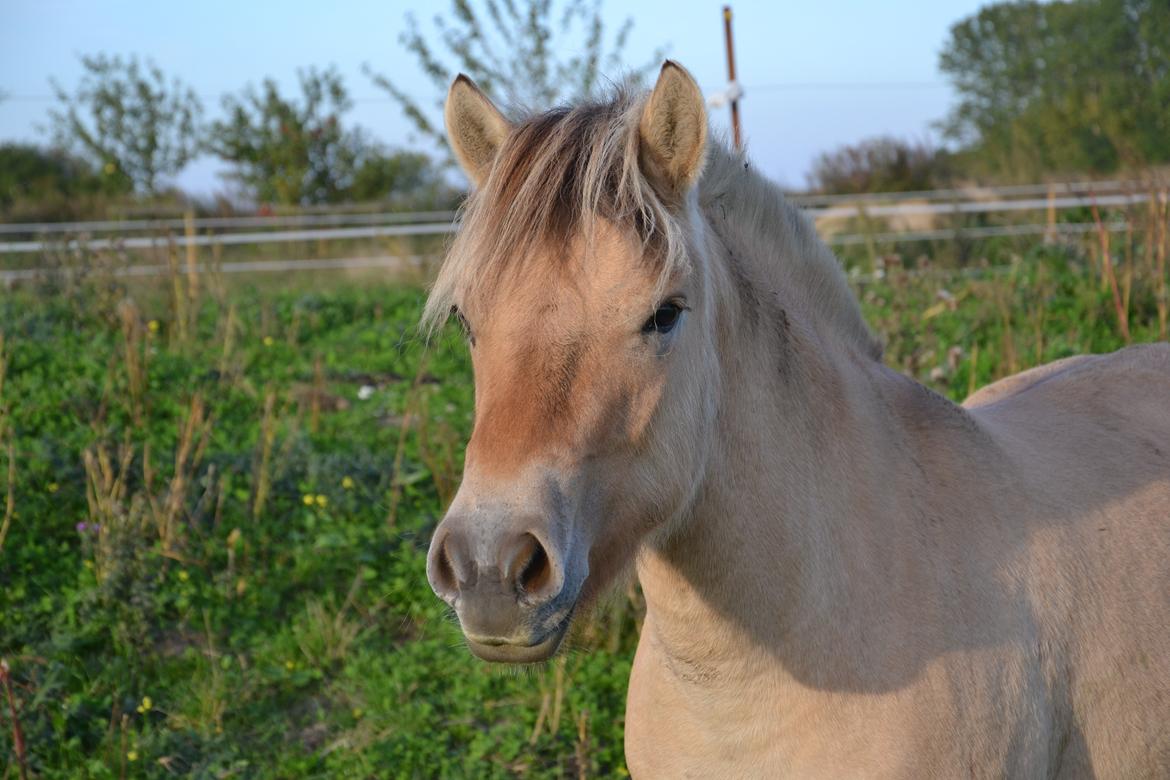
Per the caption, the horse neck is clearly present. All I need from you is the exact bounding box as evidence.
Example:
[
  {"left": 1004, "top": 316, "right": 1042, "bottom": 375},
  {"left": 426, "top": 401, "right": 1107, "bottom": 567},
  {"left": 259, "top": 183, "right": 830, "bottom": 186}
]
[{"left": 637, "top": 211, "right": 958, "bottom": 674}]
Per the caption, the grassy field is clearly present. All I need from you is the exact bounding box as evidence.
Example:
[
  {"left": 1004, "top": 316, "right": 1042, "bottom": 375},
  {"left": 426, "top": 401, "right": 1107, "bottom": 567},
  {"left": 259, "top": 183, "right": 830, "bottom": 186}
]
[{"left": 0, "top": 225, "right": 1166, "bottom": 777}]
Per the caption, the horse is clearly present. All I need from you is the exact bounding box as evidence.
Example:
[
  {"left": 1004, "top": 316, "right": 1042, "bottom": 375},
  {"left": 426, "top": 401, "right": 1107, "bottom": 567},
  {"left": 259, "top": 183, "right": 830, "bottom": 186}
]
[{"left": 422, "top": 61, "right": 1170, "bottom": 777}]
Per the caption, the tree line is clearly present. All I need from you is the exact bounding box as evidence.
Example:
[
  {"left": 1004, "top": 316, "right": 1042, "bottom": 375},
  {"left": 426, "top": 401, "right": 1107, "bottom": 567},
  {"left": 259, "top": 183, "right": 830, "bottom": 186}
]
[
  {"left": 1, "top": 57, "right": 456, "bottom": 219},
  {"left": 0, "top": 1, "right": 652, "bottom": 219},
  {"left": 806, "top": 0, "right": 1169, "bottom": 193},
  {"left": 3, "top": 0, "right": 1167, "bottom": 215}
]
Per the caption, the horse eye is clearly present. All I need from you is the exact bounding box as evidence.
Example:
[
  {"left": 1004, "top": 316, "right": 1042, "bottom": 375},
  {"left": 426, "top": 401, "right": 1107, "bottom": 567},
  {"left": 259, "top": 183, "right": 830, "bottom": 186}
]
[
  {"left": 451, "top": 307, "right": 475, "bottom": 344},
  {"left": 643, "top": 301, "right": 684, "bottom": 335}
]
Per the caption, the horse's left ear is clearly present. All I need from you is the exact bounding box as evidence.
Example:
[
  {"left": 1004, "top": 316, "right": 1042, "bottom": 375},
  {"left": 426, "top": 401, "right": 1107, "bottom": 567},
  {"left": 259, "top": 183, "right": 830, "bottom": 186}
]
[{"left": 638, "top": 61, "right": 708, "bottom": 202}]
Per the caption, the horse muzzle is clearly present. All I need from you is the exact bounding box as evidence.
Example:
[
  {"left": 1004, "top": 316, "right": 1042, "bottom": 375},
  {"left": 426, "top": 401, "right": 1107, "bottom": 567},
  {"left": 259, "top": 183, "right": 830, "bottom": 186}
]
[{"left": 427, "top": 515, "right": 584, "bottom": 663}]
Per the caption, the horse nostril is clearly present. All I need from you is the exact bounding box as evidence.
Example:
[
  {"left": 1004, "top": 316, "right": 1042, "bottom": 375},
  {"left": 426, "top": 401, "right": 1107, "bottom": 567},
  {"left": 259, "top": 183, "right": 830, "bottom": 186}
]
[
  {"left": 430, "top": 532, "right": 461, "bottom": 599},
  {"left": 502, "top": 533, "right": 555, "bottom": 600},
  {"left": 519, "top": 542, "right": 551, "bottom": 595}
]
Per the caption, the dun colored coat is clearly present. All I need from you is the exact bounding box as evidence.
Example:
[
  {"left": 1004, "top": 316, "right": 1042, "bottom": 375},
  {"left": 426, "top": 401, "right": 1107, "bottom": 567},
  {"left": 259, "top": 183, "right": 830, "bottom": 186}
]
[{"left": 424, "top": 61, "right": 1170, "bottom": 777}]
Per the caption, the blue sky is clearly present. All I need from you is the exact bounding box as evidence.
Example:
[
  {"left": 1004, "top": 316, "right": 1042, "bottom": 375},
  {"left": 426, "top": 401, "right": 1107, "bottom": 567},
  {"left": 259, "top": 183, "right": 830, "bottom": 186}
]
[{"left": 0, "top": 0, "right": 990, "bottom": 194}]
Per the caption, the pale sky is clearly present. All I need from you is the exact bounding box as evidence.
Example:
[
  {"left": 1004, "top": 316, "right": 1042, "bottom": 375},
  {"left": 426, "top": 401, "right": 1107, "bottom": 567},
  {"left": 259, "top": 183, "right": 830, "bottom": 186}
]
[{"left": 0, "top": 0, "right": 991, "bottom": 195}]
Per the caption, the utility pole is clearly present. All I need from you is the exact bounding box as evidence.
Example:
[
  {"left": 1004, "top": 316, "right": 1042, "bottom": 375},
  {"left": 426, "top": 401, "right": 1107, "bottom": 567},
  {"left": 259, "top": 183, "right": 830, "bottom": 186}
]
[{"left": 722, "top": 5, "right": 742, "bottom": 149}]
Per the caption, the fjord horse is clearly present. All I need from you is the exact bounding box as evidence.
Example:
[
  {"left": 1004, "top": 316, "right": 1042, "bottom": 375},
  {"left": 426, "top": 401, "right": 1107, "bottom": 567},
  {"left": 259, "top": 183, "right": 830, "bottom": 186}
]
[{"left": 424, "top": 62, "right": 1170, "bottom": 777}]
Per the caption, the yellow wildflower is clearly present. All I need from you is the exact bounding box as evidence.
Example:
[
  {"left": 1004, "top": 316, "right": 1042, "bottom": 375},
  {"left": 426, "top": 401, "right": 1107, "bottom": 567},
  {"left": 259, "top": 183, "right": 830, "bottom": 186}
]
[
  {"left": 263, "top": 336, "right": 275, "bottom": 347},
  {"left": 314, "top": 494, "right": 328, "bottom": 508},
  {"left": 341, "top": 476, "right": 354, "bottom": 490},
  {"left": 285, "top": 660, "right": 295, "bottom": 670},
  {"left": 126, "top": 750, "right": 138, "bottom": 762},
  {"left": 352, "top": 707, "right": 364, "bottom": 719},
  {"left": 302, "top": 494, "right": 314, "bottom": 506},
  {"left": 47, "top": 482, "right": 59, "bottom": 493},
  {"left": 178, "top": 570, "right": 189, "bottom": 582},
  {"left": 147, "top": 320, "right": 160, "bottom": 333}
]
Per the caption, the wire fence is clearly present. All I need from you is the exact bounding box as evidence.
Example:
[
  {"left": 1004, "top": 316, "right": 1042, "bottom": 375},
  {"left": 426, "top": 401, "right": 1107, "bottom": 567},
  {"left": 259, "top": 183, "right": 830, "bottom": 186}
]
[
  {"left": 0, "top": 221, "right": 1138, "bottom": 285},
  {"left": 0, "top": 254, "right": 431, "bottom": 283},
  {"left": 0, "top": 211, "right": 459, "bottom": 236},
  {"left": 3, "top": 177, "right": 1163, "bottom": 234},
  {"left": 0, "top": 222, "right": 456, "bottom": 254},
  {"left": 789, "top": 177, "right": 1163, "bottom": 207},
  {"left": 0, "top": 191, "right": 1153, "bottom": 249},
  {"left": 826, "top": 220, "right": 1129, "bottom": 247},
  {"left": 1, "top": 179, "right": 1165, "bottom": 282}
]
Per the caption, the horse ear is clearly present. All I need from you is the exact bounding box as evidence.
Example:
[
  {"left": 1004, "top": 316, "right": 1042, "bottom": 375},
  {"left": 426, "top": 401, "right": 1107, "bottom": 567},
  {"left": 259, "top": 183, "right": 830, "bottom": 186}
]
[
  {"left": 445, "top": 74, "right": 512, "bottom": 187},
  {"left": 638, "top": 61, "right": 708, "bottom": 202}
]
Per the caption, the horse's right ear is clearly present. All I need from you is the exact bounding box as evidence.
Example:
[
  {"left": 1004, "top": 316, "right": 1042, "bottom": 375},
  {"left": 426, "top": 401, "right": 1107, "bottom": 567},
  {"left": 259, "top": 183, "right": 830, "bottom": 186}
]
[
  {"left": 638, "top": 61, "right": 708, "bottom": 203},
  {"left": 445, "top": 74, "right": 512, "bottom": 187}
]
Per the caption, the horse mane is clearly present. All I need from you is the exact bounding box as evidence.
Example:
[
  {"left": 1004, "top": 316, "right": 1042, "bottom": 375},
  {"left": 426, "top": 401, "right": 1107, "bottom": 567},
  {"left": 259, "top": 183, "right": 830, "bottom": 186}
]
[
  {"left": 423, "top": 83, "right": 882, "bottom": 362},
  {"left": 698, "top": 147, "right": 883, "bottom": 360}
]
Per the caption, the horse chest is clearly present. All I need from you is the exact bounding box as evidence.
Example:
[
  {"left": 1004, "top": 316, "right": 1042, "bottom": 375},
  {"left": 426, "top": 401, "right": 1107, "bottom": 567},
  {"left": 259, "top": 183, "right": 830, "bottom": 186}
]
[{"left": 624, "top": 631, "right": 1052, "bottom": 778}]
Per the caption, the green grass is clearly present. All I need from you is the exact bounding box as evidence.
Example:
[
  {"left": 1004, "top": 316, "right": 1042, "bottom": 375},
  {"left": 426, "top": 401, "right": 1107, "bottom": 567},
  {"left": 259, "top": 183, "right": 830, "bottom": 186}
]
[{"left": 0, "top": 233, "right": 1165, "bottom": 777}]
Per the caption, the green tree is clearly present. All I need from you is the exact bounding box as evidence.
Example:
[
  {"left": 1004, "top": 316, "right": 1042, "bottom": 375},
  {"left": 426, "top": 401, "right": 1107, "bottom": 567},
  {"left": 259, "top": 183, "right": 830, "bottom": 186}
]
[
  {"left": 208, "top": 67, "right": 365, "bottom": 205},
  {"left": 939, "top": 0, "right": 1170, "bottom": 179},
  {"left": 49, "top": 54, "right": 203, "bottom": 195},
  {"left": 807, "top": 137, "right": 952, "bottom": 194},
  {"left": 350, "top": 148, "right": 458, "bottom": 207},
  {"left": 0, "top": 143, "right": 119, "bottom": 218},
  {"left": 365, "top": 0, "right": 664, "bottom": 153}
]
